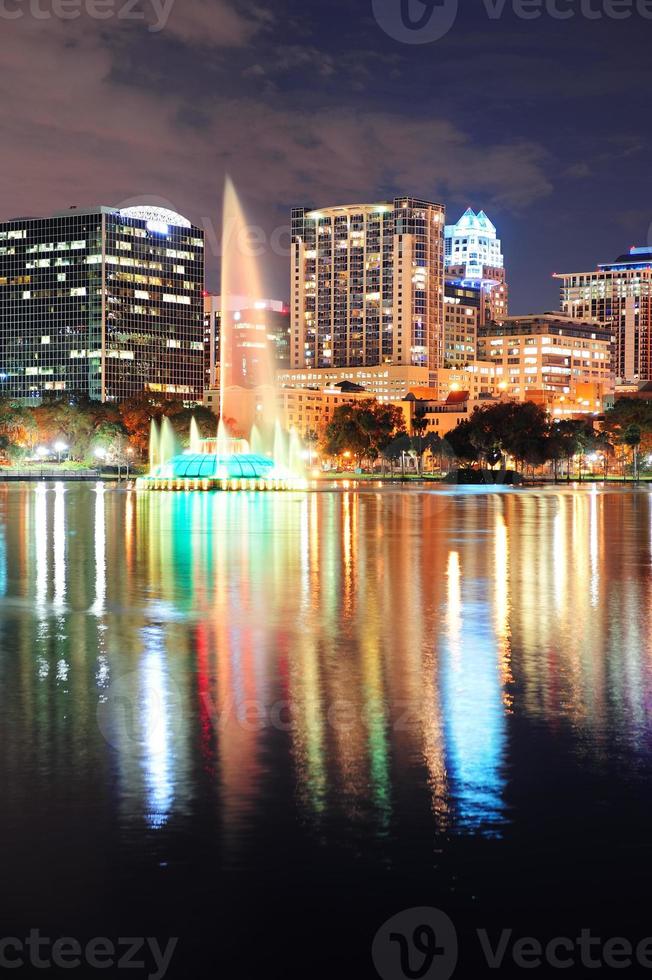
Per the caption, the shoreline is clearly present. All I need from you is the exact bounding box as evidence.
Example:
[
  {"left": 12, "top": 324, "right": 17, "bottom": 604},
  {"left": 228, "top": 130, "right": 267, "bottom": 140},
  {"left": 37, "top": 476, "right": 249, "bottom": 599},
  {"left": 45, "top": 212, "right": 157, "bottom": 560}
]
[{"left": 0, "top": 472, "right": 649, "bottom": 488}]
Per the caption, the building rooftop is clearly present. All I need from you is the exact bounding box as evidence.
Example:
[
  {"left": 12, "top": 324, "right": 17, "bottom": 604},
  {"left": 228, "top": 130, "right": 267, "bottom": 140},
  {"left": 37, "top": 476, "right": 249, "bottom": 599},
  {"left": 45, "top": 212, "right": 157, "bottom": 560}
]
[
  {"left": 600, "top": 245, "right": 652, "bottom": 271},
  {"left": 445, "top": 207, "right": 497, "bottom": 237},
  {"left": 299, "top": 197, "right": 445, "bottom": 220},
  {"left": 556, "top": 245, "right": 652, "bottom": 278},
  {"left": 3, "top": 204, "right": 194, "bottom": 228}
]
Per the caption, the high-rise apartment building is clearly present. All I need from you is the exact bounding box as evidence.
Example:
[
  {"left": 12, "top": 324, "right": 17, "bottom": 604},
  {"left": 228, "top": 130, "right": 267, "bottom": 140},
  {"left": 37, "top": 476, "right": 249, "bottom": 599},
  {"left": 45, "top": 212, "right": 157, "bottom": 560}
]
[
  {"left": 291, "top": 198, "right": 445, "bottom": 382},
  {"left": 554, "top": 246, "right": 652, "bottom": 383},
  {"left": 445, "top": 208, "right": 508, "bottom": 325},
  {"left": 0, "top": 205, "right": 205, "bottom": 402}
]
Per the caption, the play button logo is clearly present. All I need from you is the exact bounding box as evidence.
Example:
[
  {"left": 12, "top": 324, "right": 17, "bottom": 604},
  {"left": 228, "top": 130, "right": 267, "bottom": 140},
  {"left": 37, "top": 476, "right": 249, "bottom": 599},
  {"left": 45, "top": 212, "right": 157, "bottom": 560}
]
[{"left": 372, "top": 0, "right": 459, "bottom": 43}]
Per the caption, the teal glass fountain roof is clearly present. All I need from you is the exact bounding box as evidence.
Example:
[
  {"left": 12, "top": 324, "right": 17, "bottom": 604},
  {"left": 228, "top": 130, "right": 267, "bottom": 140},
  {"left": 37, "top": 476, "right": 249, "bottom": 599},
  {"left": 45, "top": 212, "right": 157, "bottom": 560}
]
[{"left": 163, "top": 454, "right": 276, "bottom": 480}]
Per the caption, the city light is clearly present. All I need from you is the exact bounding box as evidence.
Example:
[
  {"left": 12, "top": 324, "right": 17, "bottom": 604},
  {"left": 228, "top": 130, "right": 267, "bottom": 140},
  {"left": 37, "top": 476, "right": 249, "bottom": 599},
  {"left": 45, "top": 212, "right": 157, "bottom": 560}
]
[{"left": 53, "top": 441, "right": 68, "bottom": 463}]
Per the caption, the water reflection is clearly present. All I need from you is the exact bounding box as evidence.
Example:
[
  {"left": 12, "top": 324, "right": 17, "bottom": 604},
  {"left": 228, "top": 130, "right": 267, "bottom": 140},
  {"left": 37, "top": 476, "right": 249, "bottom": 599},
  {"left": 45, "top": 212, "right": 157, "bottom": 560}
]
[
  {"left": 441, "top": 548, "right": 507, "bottom": 834},
  {"left": 1, "top": 485, "right": 652, "bottom": 850}
]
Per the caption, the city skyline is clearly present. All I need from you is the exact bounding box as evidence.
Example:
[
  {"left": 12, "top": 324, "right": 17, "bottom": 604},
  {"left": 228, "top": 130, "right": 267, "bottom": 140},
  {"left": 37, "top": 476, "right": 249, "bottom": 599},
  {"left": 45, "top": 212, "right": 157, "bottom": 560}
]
[{"left": 2, "top": 6, "right": 652, "bottom": 977}]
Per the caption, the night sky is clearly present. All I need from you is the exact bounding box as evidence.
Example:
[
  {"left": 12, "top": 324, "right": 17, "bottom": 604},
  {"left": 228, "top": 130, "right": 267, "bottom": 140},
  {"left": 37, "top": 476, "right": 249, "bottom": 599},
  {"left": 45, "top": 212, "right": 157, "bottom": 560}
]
[{"left": 1, "top": 0, "right": 650, "bottom": 312}]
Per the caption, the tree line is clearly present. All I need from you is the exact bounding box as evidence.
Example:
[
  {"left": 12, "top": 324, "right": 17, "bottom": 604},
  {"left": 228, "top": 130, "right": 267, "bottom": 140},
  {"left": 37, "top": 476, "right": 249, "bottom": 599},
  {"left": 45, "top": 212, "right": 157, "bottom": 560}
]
[
  {"left": 0, "top": 394, "right": 216, "bottom": 466},
  {"left": 1, "top": 392, "right": 650, "bottom": 476},
  {"left": 321, "top": 397, "right": 652, "bottom": 478}
]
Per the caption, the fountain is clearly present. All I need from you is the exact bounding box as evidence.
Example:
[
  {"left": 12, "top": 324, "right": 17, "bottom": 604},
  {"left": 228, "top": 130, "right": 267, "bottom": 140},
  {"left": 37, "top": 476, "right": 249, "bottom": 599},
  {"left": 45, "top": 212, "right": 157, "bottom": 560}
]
[{"left": 138, "top": 179, "right": 308, "bottom": 492}]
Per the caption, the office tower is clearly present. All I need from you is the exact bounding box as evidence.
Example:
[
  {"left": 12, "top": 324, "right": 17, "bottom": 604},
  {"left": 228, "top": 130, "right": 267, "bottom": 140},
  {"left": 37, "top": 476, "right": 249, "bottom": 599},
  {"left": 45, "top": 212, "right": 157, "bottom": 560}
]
[
  {"left": 0, "top": 205, "right": 205, "bottom": 402},
  {"left": 555, "top": 245, "right": 652, "bottom": 383},
  {"left": 203, "top": 294, "right": 291, "bottom": 391},
  {"left": 445, "top": 208, "right": 508, "bottom": 325},
  {"left": 443, "top": 281, "right": 479, "bottom": 368},
  {"left": 477, "top": 313, "right": 614, "bottom": 410},
  {"left": 203, "top": 292, "right": 221, "bottom": 390},
  {"left": 291, "top": 197, "right": 445, "bottom": 382}
]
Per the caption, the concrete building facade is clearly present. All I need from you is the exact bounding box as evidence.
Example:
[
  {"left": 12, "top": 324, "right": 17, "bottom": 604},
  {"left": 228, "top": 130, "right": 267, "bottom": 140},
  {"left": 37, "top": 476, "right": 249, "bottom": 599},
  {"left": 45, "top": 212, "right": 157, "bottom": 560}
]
[{"left": 291, "top": 198, "right": 445, "bottom": 381}]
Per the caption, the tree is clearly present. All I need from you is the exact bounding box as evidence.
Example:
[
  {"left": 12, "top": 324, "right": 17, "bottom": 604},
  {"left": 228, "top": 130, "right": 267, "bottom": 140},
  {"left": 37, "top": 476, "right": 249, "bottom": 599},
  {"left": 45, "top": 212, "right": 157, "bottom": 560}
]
[
  {"left": 409, "top": 411, "right": 435, "bottom": 475},
  {"left": 546, "top": 419, "right": 587, "bottom": 481},
  {"left": 29, "top": 398, "right": 129, "bottom": 462},
  {"left": 0, "top": 400, "right": 37, "bottom": 453},
  {"left": 444, "top": 417, "right": 480, "bottom": 465},
  {"left": 118, "top": 394, "right": 188, "bottom": 458},
  {"left": 443, "top": 402, "right": 550, "bottom": 473},
  {"left": 322, "top": 401, "right": 406, "bottom": 467},
  {"left": 33, "top": 401, "right": 94, "bottom": 460},
  {"left": 623, "top": 423, "right": 642, "bottom": 482},
  {"left": 604, "top": 399, "right": 652, "bottom": 478},
  {"left": 169, "top": 406, "right": 217, "bottom": 446},
  {"left": 500, "top": 402, "right": 549, "bottom": 473},
  {"left": 381, "top": 434, "right": 412, "bottom": 477},
  {"left": 88, "top": 421, "right": 130, "bottom": 466},
  {"left": 604, "top": 398, "right": 652, "bottom": 444}
]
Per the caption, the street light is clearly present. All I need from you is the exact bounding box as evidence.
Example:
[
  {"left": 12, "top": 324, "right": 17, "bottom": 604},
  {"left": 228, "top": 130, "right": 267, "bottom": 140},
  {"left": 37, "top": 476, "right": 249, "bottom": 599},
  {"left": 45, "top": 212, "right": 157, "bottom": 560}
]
[{"left": 53, "top": 441, "right": 68, "bottom": 464}]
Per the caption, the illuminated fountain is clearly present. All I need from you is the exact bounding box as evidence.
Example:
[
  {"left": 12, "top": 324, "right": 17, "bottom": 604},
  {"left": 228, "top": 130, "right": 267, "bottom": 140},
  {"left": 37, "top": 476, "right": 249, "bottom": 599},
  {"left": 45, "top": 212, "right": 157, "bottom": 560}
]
[{"left": 138, "top": 180, "right": 307, "bottom": 492}]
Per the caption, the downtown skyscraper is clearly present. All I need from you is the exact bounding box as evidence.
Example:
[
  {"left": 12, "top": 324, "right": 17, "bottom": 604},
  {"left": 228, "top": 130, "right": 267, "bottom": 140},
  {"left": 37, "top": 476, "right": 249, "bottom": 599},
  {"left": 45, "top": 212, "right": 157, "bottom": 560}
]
[
  {"left": 0, "top": 205, "right": 205, "bottom": 403},
  {"left": 290, "top": 198, "right": 445, "bottom": 382},
  {"left": 555, "top": 245, "right": 652, "bottom": 383},
  {"left": 444, "top": 208, "right": 508, "bottom": 327}
]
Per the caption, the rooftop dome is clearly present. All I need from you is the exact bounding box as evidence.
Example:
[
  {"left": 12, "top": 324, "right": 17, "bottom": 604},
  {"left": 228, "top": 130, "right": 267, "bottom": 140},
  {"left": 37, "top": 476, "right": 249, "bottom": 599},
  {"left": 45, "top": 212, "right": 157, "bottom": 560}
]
[{"left": 118, "top": 206, "right": 191, "bottom": 230}]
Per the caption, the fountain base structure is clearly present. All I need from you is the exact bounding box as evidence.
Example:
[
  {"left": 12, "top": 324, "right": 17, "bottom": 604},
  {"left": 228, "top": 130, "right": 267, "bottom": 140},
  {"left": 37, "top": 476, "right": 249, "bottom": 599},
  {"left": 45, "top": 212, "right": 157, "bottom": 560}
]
[{"left": 137, "top": 441, "right": 307, "bottom": 493}]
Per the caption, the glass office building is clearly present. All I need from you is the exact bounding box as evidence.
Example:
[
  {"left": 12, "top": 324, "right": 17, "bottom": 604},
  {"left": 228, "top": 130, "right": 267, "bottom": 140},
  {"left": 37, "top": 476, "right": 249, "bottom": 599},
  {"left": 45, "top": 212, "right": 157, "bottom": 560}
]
[{"left": 0, "top": 205, "right": 205, "bottom": 402}]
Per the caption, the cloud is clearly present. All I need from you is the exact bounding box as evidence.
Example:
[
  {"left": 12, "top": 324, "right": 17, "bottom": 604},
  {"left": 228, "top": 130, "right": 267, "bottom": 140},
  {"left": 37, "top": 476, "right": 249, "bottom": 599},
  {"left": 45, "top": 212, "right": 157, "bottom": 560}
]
[
  {"left": 0, "top": 7, "right": 554, "bottom": 303},
  {"left": 203, "top": 105, "right": 552, "bottom": 212},
  {"left": 161, "top": 0, "right": 272, "bottom": 47},
  {"left": 0, "top": 14, "right": 552, "bottom": 217},
  {"left": 566, "top": 162, "right": 591, "bottom": 179}
]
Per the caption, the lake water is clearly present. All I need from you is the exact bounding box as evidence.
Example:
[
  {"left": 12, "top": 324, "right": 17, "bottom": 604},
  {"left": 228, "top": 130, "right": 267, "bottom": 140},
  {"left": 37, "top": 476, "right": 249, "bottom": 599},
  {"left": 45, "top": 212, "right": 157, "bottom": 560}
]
[{"left": 1, "top": 482, "right": 651, "bottom": 977}]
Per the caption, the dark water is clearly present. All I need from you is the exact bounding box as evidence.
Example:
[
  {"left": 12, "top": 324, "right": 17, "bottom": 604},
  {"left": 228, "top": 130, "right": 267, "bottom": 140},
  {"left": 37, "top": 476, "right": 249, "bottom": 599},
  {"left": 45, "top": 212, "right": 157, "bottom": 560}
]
[{"left": 1, "top": 482, "right": 652, "bottom": 977}]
